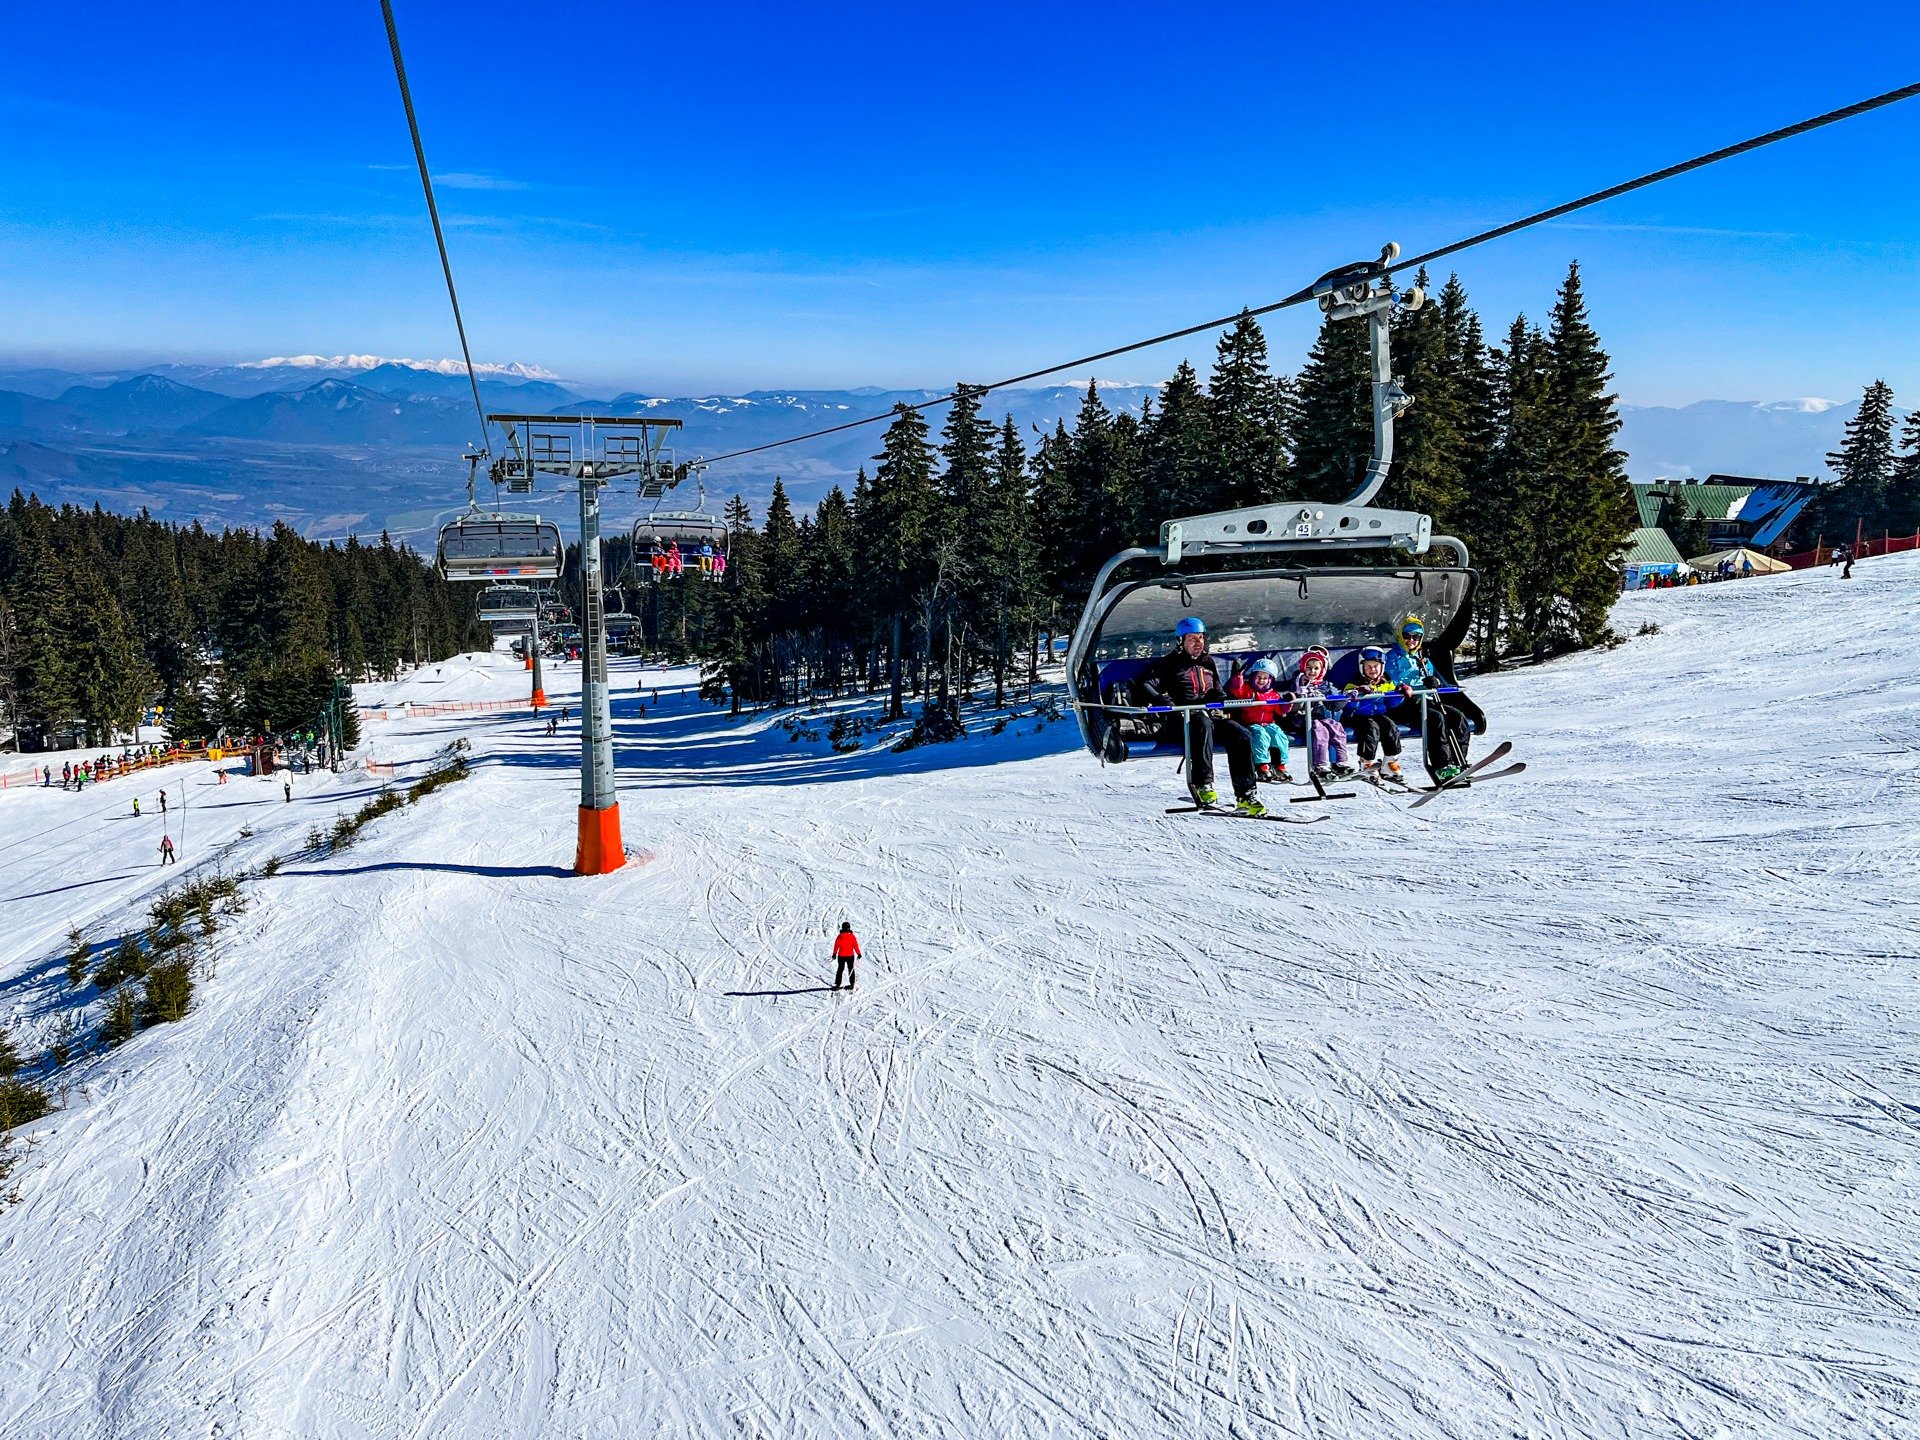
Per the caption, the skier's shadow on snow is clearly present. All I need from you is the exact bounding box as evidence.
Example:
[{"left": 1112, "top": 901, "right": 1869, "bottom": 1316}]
[{"left": 723, "top": 986, "right": 839, "bottom": 998}]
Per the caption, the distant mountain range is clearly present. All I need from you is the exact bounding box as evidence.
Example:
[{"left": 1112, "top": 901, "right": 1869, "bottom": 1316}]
[{"left": 0, "top": 357, "right": 1878, "bottom": 542}]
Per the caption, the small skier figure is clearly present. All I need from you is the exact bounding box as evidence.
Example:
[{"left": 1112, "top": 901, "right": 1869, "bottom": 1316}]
[
  {"left": 283, "top": 777, "right": 293, "bottom": 803},
  {"left": 158, "top": 789, "right": 168, "bottom": 815},
  {"left": 1842, "top": 548, "right": 1855, "bottom": 579},
  {"left": 159, "top": 834, "right": 176, "bottom": 866},
  {"left": 546, "top": 715, "right": 558, "bottom": 736},
  {"left": 831, "top": 922, "right": 862, "bottom": 991},
  {"left": 132, "top": 797, "right": 141, "bottom": 817}
]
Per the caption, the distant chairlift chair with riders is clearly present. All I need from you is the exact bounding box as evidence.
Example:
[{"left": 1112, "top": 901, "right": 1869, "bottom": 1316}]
[
  {"left": 630, "top": 462, "right": 729, "bottom": 583},
  {"left": 1067, "top": 245, "right": 1504, "bottom": 805}
]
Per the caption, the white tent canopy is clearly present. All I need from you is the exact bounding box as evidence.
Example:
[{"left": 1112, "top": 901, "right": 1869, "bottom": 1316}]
[{"left": 1688, "top": 546, "right": 1791, "bottom": 575}]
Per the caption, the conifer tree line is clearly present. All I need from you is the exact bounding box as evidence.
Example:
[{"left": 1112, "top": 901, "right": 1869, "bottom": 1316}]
[
  {"left": 0, "top": 492, "right": 484, "bottom": 750},
  {"left": 668, "top": 260, "right": 1635, "bottom": 717},
  {"left": 1812, "top": 379, "right": 1920, "bottom": 545}
]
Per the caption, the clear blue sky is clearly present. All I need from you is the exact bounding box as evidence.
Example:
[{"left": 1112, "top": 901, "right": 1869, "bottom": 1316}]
[{"left": 1, "top": 1, "right": 1915, "bottom": 405}]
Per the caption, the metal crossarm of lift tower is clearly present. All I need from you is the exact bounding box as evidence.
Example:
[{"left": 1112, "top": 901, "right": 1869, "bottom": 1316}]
[{"left": 485, "top": 413, "right": 685, "bottom": 492}]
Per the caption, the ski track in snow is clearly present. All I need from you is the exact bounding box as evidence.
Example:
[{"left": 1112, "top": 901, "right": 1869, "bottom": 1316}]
[{"left": 3, "top": 559, "right": 1919, "bottom": 1438}]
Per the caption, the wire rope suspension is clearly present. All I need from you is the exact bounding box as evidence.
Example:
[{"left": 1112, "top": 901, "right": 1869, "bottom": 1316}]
[
  {"left": 379, "top": 0, "right": 491, "bottom": 458},
  {"left": 696, "top": 78, "right": 1920, "bottom": 468}
]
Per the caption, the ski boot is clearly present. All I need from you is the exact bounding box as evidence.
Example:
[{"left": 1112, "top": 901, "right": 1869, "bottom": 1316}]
[
  {"left": 1194, "top": 786, "right": 1222, "bottom": 808},
  {"left": 1254, "top": 763, "right": 1277, "bottom": 784},
  {"left": 1311, "top": 766, "right": 1334, "bottom": 784},
  {"left": 1332, "top": 761, "right": 1358, "bottom": 779},
  {"left": 1357, "top": 759, "right": 1380, "bottom": 782},
  {"left": 1435, "top": 763, "right": 1464, "bottom": 784},
  {"left": 1384, "top": 759, "right": 1406, "bottom": 783},
  {"left": 1235, "top": 794, "right": 1269, "bottom": 818}
]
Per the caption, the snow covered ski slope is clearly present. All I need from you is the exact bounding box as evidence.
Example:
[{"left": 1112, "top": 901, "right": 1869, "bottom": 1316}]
[{"left": 2, "top": 558, "right": 1917, "bottom": 1439}]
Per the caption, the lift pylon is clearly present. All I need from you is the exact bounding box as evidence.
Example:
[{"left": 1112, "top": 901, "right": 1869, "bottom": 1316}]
[{"left": 490, "top": 413, "right": 683, "bottom": 875}]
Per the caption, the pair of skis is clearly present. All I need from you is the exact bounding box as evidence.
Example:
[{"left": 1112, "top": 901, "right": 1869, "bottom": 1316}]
[
  {"left": 1404, "top": 740, "right": 1525, "bottom": 810},
  {"left": 1163, "top": 802, "right": 1329, "bottom": 825},
  {"left": 1165, "top": 741, "right": 1524, "bottom": 822}
]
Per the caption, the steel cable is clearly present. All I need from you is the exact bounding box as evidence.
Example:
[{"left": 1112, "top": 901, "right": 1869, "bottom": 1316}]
[{"left": 697, "top": 79, "right": 1920, "bottom": 468}]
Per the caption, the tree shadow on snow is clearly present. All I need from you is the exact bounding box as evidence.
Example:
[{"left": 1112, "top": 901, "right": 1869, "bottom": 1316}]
[{"left": 279, "top": 860, "right": 574, "bottom": 880}]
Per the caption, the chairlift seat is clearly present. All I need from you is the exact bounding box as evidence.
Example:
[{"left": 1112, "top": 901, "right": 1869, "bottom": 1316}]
[{"left": 438, "top": 516, "right": 564, "bottom": 581}]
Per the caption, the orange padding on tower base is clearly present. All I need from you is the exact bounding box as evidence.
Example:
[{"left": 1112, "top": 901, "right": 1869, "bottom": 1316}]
[
  {"left": 524, "top": 654, "right": 533, "bottom": 670},
  {"left": 575, "top": 804, "right": 626, "bottom": 876},
  {"left": 531, "top": 689, "right": 548, "bottom": 708}
]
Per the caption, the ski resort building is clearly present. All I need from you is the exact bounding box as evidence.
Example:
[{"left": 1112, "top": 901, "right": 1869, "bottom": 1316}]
[{"left": 1630, "top": 476, "right": 1819, "bottom": 558}]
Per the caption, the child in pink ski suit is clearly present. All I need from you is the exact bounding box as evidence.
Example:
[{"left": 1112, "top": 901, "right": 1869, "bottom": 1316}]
[{"left": 1291, "top": 646, "right": 1353, "bottom": 780}]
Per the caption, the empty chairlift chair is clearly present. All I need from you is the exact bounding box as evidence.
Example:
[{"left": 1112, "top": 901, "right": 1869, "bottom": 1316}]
[{"left": 437, "top": 515, "right": 565, "bottom": 582}]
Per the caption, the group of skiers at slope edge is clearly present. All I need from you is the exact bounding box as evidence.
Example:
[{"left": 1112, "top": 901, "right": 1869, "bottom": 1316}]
[{"left": 1136, "top": 613, "right": 1487, "bottom": 818}]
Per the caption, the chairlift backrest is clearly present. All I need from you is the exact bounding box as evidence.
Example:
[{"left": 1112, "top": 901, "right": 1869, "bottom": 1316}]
[
  {"left": 438, "top": 516, "right": 565, "bottom": 581},
  {"left": 1083, "top": 567, "right": 1473, "bottom": 667}
]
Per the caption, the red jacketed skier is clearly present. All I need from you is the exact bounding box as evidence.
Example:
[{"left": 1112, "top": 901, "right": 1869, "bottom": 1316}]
[{"left": 831, "top": 922, "right": 862, "bottom": 991}]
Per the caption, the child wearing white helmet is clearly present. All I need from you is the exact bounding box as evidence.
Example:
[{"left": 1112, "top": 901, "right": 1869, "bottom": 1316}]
[{"left": 1225, "top": 656, "right": 1293, "bottom": 783}]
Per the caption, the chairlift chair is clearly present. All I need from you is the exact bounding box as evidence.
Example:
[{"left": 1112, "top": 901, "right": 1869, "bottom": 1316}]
[
  {"left": 630, "top": 509, "right": 729, "bottom": 582},
  {"left": 1065, "top": 245, "right": 1478, "bottom": 784},
  {"left": 477, "top": 583, "right": 541, "bottom": 623},
  {"left": 437, "top": 513, "right": 565, "bottom": 581}
]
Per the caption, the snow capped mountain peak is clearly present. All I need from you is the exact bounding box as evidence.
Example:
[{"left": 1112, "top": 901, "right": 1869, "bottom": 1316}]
[
  {"left": 1757, "top": 397, "right": 1842, "bottom": 415},
  {"left": 239, "top": 355, "right": 559, "bottom": 381}
]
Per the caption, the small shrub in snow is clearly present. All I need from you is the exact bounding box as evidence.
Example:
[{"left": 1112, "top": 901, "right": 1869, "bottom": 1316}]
[
  {"left": 0, "top": 1079, "right": 50, "bottom": 1132},
  {"left": 892, "top": 698, "right": 967, "bottom": 753},
  {"left": 1638, "top": 620, "right": 1661, "bottom": 636},
  {"left": 141, "top": 954, "right": 195, "bottom": 1026},
  {"left": 100, "top": 988, "right": 139, "bottom": 1049},
  {"left": 827, "top": 713, "right": 877, "bottom": 752},
  {"left": 259, "top": 856, "right": 282, "bottom": 879},
  {"left": 45, "top": 1017, "right": 77, "bottom": 1070},
  {"left": 0, "top": 1027, "right": 20, "bottom": 1079},
  {"left": 305, "top": 825, "right": 326, "bottom": 853},
  {"left": 65, "top": 928, "right": 90, "bottom": 989},
  {"left": 93, "top": 937, "right": 148, "bottom": 991}
]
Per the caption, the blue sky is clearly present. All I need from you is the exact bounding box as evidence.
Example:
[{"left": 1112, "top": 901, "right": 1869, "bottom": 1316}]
[{"left": 1, "top": 1, "right": 1916, "bottom": 405}]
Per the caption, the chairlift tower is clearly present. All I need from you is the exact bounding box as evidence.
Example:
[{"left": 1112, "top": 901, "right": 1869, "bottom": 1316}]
[{"left": 490, "top": 413, "right": 684, "bottom": 875}]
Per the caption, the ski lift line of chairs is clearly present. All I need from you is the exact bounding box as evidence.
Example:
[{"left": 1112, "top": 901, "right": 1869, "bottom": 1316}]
[{"left": 436, "top": 515, "right": 565, "bottom": 582}]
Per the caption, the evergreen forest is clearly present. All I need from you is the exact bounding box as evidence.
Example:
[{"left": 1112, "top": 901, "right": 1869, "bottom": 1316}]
[{"left": 0, "top": 497, "right": 483, "bottom": 750}]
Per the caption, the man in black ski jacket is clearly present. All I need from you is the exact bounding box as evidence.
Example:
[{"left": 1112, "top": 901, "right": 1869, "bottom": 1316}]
[{"left": 1137, "top": 616, "right": 1258, "bottom": 808}]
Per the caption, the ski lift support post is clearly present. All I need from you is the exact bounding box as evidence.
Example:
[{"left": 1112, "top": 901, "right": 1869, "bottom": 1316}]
[
  {"left": 489, "top": 412, "right": 683, "bottom": 876},
  {"left": 1064, "top": 244, "right": 1473, "bottom": 760}
]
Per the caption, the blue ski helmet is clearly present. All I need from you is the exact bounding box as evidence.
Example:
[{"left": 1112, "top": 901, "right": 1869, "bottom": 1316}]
[
  {"left": 1175, "top": 616, "right": 1206, "bottom": 637},
  {"left": 1359, "top": 645, "right": 1387, "bottom": 666},
  {"left": 1247, "top": 657, "right": 1280, "bottom": 679}
]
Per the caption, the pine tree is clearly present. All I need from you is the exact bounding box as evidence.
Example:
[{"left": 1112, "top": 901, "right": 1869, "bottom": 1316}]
[
  {"left": 1542, "top": 262, "right": 1634, "bottom": 649},
  {"left": 1141, "top": 360, "right": 1211, "bottom": 525},
  {"left": 860, "top": 405, "right": 939, "bottom": 718},
  {"left": 983, "top": 416, "right": 1038, "bottom": 705},
  {"left": 1288, "top": 309, "right": 1373, "bottom": 501},
  {"left": 66, "top": 560, "right": 153, "bottom": 745},
  {"left": 1480, "top": 315, "right": 1553, "bottom": 665},
  {"left": 1204, "top": 313, "right": 1289, "bottom": 508},
  {"left": 1888, "top": 406, "right": 1920, "bottom": 539},
  {"left": 1385, "top": 268, "right": 1469, "bottom": 522},
  {"left": 1818, "top": 379, "right": 1897, "bottom": 541}
]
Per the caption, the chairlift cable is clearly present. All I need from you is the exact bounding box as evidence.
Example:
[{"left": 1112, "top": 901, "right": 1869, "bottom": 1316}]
[
  {"left": 379, "top": 0, "right": 491, "bottom": 458},
  {"left": 698, "top": 78, "right": 1920, "bottom": 468}
]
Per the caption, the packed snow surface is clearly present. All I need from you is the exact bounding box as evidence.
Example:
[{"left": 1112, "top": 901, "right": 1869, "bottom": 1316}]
[{"left": 2, "top": 558, "right": 1917, "bottom": 1438}]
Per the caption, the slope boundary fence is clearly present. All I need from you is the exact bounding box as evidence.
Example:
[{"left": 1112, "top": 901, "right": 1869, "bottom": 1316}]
[{"left": 1785, "top": 530, "right": 1920, "bottom": 569}]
